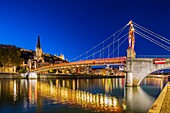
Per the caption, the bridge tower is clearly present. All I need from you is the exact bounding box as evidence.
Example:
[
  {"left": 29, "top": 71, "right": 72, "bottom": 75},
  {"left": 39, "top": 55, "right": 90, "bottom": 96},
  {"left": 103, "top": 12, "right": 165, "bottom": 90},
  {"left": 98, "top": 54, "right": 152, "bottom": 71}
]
[
  {"left": 126, "top": 20, "right": 136, "bottom": 86},
  {"left": 127, "top": 20, "right": 136, "bottom": 58}
]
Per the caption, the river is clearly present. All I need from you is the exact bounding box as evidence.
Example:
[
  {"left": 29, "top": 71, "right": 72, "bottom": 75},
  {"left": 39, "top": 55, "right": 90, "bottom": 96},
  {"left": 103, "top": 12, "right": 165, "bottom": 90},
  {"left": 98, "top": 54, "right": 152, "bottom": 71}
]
[{"left": 0, "top": 77, "right": 168, "bottom": 113}]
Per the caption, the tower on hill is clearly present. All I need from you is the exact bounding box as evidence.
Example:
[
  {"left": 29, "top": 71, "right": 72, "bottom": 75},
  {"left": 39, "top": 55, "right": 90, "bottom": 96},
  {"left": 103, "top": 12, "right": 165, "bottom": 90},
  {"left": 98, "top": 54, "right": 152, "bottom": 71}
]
[{"left": 35, "top": 35, "right": 44, "bottom": 63}]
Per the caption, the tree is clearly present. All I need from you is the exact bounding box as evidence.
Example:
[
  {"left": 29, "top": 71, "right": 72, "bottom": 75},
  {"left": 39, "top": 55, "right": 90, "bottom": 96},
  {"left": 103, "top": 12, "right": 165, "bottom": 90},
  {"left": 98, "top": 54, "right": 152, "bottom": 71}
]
[
  {"left": 0, "top": 45, "right": 21, "bottom": 67},
  {"left": 0, "top": 62, "right": 3, "bottom": 67}
]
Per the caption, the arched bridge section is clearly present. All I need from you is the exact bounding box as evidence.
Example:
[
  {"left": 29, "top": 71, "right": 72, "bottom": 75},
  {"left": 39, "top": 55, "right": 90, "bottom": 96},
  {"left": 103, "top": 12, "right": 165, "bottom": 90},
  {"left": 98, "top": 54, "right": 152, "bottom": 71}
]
[{"left": 126, "top": 58, "right": 170, "bottom": 86}]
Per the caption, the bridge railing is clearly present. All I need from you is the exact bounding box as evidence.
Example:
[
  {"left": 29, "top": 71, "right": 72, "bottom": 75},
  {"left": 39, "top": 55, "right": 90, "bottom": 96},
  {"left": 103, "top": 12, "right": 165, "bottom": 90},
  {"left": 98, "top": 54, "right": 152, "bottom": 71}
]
[{"left": 137, "top": 55, "right": 170, "bottom": 58}]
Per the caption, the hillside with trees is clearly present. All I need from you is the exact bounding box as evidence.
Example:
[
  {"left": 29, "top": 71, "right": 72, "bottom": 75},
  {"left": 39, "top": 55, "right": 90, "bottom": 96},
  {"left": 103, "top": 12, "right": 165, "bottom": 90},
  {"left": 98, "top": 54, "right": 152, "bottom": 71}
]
[
  {"left": 0, "top": 44, "right": 67, "bottom": 69},
  {"left": 0, "top": 44, "right": 21, "bottom": 67}
]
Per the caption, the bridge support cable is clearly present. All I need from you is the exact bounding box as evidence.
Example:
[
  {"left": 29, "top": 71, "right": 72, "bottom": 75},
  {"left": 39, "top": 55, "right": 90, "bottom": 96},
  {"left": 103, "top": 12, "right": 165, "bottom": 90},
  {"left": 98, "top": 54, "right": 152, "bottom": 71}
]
[
  {"left": 135, "top": 30, "right": 170, "bottom": 52},
  {"left": 113, "top": 35, "right": 115, "bottom": 57},
  {"left": 135, "top": 30, "right": 170, "bottom": 51},
  {"left": 133, "top": 22, "right": 170, "bottom": 44},
  {"left": 118, "top": 39, "right": 119, "bottom": 57},
  {"left": 86, "top": 52, "right": 88, "bottom": 60},
  {"left": 100, "top": 50, "right": 102, "bottom": 59},
  {"left": 75, "top": 32, "right": 128, "bottom": 61},
  {"left": 98, "top": 33, "right": 128, "bottom": 58},
  {"left": 82, "top": 42, "right": 113, "bottom": 60},
  {"left": 103, "top": 41, "right": 104, "bottom": 58},
  {"left": 69, "top": 23, "right": 129, "bottom": 62},
  {"left": 97, "top": 33, "right": 128, "bottom": 59},
  {"left": 108, "top": 36, "right": 128, "bottom": 57},
  {"left": 108, "top": 44, "right": 110, "bottom": 58},
  {"left": 93, "top": 47, "right": 95, "bottom": 59}
]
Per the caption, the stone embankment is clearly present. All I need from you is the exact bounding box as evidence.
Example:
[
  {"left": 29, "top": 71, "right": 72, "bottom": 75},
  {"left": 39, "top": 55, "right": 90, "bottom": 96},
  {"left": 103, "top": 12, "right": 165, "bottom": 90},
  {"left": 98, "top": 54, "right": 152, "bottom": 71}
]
[
  {"left": 0, "top": 73, "right": 21, "bottom": 78},
  {"left": 148, "top": 82, "right": 170, "bottom": 113},
  {"left": 160, "top": 82, "right": 170, "bottom": 113}
]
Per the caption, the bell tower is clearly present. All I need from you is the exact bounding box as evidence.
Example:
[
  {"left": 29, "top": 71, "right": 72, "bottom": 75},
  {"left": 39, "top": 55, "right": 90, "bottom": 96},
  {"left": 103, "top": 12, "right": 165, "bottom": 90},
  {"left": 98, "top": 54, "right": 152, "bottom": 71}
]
[{"left": 35, "top": 35, "right": 44, "bottom": 63}]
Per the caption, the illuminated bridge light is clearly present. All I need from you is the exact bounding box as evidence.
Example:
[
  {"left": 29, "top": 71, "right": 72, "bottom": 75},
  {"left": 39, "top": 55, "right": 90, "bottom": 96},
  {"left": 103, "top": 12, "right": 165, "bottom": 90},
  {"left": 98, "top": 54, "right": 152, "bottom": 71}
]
[
  {"left": 100, "top": 94, "right": 104, "bottom": 106},
  {"left": 81, "top": 92, "right": 84, "bottom": 101},
  {"left": 113, "top": 97, "right": 118, "bottom": 107},
  {"left": 96, "top": 94, "right": 99, "bottom": 106},
  {"left": 104, "top": 95, "right": 109, "bottom": 106},
  {"left": 90, "top": 93, "right": 93, "bottom": 103},
  {"left": 108, "top": 97, "right": 113, "bottom": 106},
  {"left": 92, "top": 95, "right": 96, "bottom": 104},
  {"left": 87, "top": 92, "right": 90, "bottom": 103}
]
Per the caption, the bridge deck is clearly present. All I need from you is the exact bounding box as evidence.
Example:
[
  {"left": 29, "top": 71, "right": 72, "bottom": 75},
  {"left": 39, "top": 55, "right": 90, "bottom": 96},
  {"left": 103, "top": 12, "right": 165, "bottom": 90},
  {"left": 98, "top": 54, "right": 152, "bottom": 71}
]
[{"left": 32, "top": 57, "right": 126, "bottom": 72}]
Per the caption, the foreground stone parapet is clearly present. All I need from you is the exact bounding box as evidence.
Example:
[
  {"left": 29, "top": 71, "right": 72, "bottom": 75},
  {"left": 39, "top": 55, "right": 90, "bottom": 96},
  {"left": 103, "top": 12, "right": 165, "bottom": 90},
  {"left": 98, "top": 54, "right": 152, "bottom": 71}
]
[
  {"left": 148, "top": 82, "right": 170, "bottom": 113},
  {"left": 160, "top": 82, "right": 170, "bottom": 113}
]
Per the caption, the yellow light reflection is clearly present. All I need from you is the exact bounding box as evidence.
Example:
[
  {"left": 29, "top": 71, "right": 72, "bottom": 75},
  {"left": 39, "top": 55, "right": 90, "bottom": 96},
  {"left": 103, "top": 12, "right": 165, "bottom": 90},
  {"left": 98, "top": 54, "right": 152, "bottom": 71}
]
[
  {"left": 28, "top": 80, "right": 37, "bottom": 104},
  {"left": 38, "top": 80, "right": 122, "bottom": 112},
  {"left": 13, "top": 80, "right": 17, "bottom": 102}
]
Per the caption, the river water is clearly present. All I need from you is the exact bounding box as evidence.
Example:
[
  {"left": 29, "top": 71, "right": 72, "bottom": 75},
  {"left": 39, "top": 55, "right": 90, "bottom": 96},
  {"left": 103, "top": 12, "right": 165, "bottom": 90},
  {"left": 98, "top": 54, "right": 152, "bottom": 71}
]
[{"left": 0, "top": 77, "right": 168, "bottom": 113}]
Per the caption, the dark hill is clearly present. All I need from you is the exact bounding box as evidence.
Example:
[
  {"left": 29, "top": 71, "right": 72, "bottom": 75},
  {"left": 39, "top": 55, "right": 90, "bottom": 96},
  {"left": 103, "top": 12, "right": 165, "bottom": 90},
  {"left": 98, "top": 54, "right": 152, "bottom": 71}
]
[
  {"left": 0, "top": 44, "right": 67, "bottom": 67},
  {"left": 0, "top": 44, "right": 21, "bottom": 67}
]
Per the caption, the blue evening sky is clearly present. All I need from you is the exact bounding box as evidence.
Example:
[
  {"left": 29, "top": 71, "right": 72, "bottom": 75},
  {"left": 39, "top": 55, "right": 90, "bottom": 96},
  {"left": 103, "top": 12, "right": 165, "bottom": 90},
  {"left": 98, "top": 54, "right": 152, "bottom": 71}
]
[{"left": 0, "top": 0, "right": 170, "bottom": 60}]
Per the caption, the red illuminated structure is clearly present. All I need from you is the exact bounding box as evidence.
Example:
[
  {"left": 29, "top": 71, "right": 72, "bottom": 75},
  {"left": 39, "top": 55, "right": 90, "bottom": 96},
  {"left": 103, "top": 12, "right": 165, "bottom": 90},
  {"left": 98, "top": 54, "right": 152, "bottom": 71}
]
[{"left": 153, "top": 58, "right": 166, "bottom": 64}]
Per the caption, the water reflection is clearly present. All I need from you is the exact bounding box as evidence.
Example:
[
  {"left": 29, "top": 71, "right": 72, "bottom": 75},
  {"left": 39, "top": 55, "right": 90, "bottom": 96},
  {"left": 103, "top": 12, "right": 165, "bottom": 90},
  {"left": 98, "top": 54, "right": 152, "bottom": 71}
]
[
  {"left": 28, "top": 80, "right": 38, "bottom": 105},
  {"left": 0, "top": 77, "right": 167, "bottom": 113},
  {"left": 125, "top": 87, "right": 155, "bottom": 112},
  {"left": 141, "top": 77, "right": 168, "bottom": 90},
  {"left": 39, "top": 80, "right": 122, "bottom": 112},
  {"left": 13, "top": 80, "right": 17, "bottom": 102}
]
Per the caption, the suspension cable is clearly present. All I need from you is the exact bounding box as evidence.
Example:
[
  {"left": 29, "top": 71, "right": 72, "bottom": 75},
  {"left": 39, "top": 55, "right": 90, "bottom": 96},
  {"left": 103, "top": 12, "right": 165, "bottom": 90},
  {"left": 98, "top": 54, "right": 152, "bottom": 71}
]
[
  {"left": 69, "top": 23, "right": 129, "bottom": 61},
  {"left": 81, "top": 33, "right": 128, "bottom": 60},
  {"left": 96, "top": 33, "right": 128, "bottom": 59},
  {"left": 135, "top": 30, "right": 170, "bottom": 51},
  {"left": 108, "top": 36, "right": 128, "bottom": 57},
  {"left": 133, "top": 22, "right": 170, "bottom": 44},
  {"left": 135, "top": 30, "right": 170, "bottom": 52}
]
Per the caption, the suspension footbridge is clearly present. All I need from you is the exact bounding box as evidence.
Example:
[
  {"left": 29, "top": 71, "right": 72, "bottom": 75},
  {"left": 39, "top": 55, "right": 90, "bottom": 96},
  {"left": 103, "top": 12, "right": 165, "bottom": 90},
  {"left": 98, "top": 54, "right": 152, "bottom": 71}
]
[{"left": 31, "top": 20, "right": 170, "bottom": 86}]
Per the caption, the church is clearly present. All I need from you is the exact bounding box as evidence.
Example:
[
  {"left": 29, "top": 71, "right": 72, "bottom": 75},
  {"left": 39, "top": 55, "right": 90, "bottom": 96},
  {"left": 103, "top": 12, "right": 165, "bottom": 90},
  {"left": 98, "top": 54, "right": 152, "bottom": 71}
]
[
  {"left": 26, "top": 35, "right": 67, "bottom": 70},
  {"left": 34, "top": 35, "right": 44, "bottom": 63}
]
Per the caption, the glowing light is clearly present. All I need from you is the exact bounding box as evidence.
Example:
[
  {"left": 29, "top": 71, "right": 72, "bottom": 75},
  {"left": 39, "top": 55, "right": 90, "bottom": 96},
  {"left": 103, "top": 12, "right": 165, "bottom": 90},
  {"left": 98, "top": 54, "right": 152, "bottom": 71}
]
[
  {"left": 100, "top": 95, "right": 103, "bottom": 105},
  {"left": 113, "top": 98, "right": 118, "bottom": 107},
  {"left": 104, "top": 95, "right": 109, "bottom": 106},
  {"left": 13, "top": 80, "right": 17, "bottom": 102},
  {"left": 36, "top": 80, "right": 122, "bottom": 112},
  {"left": 109, "top": 97, "right": 112, "bottom": 106}
]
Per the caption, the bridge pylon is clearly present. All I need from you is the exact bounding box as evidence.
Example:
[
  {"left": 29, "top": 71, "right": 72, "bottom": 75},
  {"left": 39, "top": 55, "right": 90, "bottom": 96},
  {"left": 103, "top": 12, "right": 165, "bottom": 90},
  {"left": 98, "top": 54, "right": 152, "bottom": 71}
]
[
  {"left": 126, "top": 20, "right": 136, "bottom": 87},
  {"left": 127, "top": 20, "right": 136, "bottom": 59}
]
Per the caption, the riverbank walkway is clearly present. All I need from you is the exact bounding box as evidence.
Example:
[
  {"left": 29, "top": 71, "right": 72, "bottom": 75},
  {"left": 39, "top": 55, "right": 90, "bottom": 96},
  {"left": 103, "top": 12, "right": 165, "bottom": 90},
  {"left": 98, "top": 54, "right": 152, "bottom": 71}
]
[{"left": 148, "top": 82, "right": 170, "bottom": 113}]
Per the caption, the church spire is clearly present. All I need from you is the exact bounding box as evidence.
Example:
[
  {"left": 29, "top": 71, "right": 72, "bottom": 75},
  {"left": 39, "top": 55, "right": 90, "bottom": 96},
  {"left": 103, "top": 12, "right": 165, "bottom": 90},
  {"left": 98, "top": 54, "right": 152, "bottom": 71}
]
[
  {"left": 36, "top": 35, "right": 41, "bottom": 49},
  {"left": 35, "top": 35, "right": 44, "bottom": 63}
]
